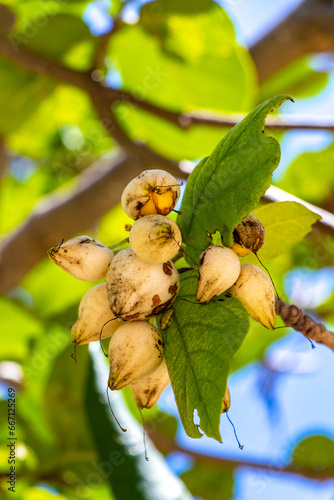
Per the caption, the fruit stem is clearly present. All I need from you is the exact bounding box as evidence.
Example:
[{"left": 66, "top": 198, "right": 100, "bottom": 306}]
[
  {"left": 108, "top": 238, "right": 129, "bottom": 250},
  {"left": 106, "top": 386, "right": 127, "bottom": 432},
  {"left": 139, "top": 409, "right": 149, "bottom": 461}
]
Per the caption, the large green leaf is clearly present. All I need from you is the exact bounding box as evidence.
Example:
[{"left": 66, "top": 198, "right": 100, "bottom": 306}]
[
  {"left": 0, "top": 297, "right": 43, "bottom": 361},
  {"left": 278, "top": 141, "right": 334, "bottom": 205},
  {"left": 44, "top": 345, "right": 93, "bottom": 452},
  {"left": 244, "top": 201, "right": 321, "bottom": 262},
  {"left": 181, "top": 463, "right": 234, "bottom": 500},
  {"left": 0, "top": 61, "right": 53, "bottom": 134},
  {"left": 159, "top": 271, "right": 249, "bottom": 442},
  {"left": 86, "top": 345, "right": 193, "bottom": 500},
  {"left": 259, "top": 57, "right": 329, "bottom": 102},
  {"left": 178, "top": 95, "right": 292, "bottom": 263},
  {"left": 292, "top": 435, "right": 334, "bottom": 473},
  {"left": 20, "top": 14, "right": 93, "bottom": 60},
  {"left": 111, "top": 0, "right": 256, "bottom": 159}
]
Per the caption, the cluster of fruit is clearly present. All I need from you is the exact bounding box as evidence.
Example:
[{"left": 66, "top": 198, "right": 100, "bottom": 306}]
[
  {"left": 48, "top": 168, "right": 276, "bottom": 413},
  {"left": 48, "top": 170, "right": 182, "bottom": 410}
]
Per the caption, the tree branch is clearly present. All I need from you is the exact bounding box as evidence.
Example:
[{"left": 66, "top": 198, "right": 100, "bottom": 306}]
[
  {"left": 1, "top": 33, "right": 334, "bottom": 136},
  {"left": 275, "top": 298, "right": 334, "bottom": 351},
  {"left": 106, "top": 87, "right": 334, "bottom": 132},
  {"left": 150, "top": 429, "right": 334, "bottom": 481},
  {"left": 0, "top": 33, "right": 91, "bottom": 91},
  {"left": 250, "top": 0, "right": 334, "bottom": 82}
]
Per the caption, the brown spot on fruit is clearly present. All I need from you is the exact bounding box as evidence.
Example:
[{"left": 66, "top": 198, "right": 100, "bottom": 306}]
[
  {"left": 168, "top": 283, "right": 178, "bottom": 295},
  {"left": 163, "top": 262, "right": 173, "bottom": 276},
  {"left": 123, "top": 313, "right": 140, "bottom": 321},
  {"left": 152, "top": 294, "right": 161, "bottom": 307}
]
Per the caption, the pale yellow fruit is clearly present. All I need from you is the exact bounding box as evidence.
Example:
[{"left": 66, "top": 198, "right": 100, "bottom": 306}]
[
  {"left": 129, "top": 214, "right": 182, "bottom": 264},
  {"left": 71, "top": 284, "right": 121, "bottom": 345},
  {"left": 221, "top": 385, "right": 231, "bottom": 414},
  {"left": 130, "top": 358, "right": 170, "bottom": 409},
  {"left": 106, "top": 248, "right": 179, "bottom": 321},
  {"left": 229, "top": 264, "right": 276, "bottom": 330},
  {"left": 196, "top": 246, "right": 241, "bottom": 304},
  {"left": 121, "top": 170, "right": 180, "bottom": 220},
  {"left": 48, "top": 235, "right": 113, "bottom": 281},
  {"left": 232, "top": 215, "right": 266, "bottom": 257},
  {"left": 108, "top": 321, "right": 164, "bottom": 390}
]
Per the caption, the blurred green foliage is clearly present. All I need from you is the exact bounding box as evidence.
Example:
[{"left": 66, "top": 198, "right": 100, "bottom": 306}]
[{"left": 1, "top": 0, "right": 334, "bottom": 499}]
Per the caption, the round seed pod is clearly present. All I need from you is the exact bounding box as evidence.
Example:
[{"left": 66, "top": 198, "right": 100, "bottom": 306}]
[
  {"left": 106, "top": 248, "right": 180, "bottom": 321},
  {"left": 196, "top": 246, "right": 241, "bottom": 304},
  {"left": 121, "top": 169, "right": 180, "bottom": 220},
  {"left": 108, "top": 321, "right": 164, "bottom": 390},
  {"left": 232, "top": 215, "right": 266, "bottom": 257},
  {"left": 48, "top": 235, "right": 113, "bottom": 281},
  {"left": 71, "top": 284, "right": 121, "bottom": 345},
  {"left": 129, "top": 214, "right": 182, "bottom": 264},
  {"left": 130, "top": 358, "right": 170, "bottom": 409},
  {"left": 229, "top": 264, "right": 276, "bottom": 330}
]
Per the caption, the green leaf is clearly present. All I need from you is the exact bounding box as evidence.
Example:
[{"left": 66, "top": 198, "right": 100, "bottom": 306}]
[
  {"left": 178, "top": 95, "right": 292, "bottom": 263},
  {"left": 159, "top": 271, "right": 249, "bottom": 441},
  {"left": 181, "top": 463, "right": 234, "bottom": 500},
  {"left": 259, "top": 57, "right": 329, "bottom": 102},
  {"left": 86, "top": 345, "right": 193, "bottom": 500},
  {"left": 111, "top": 0, "right": 256, "bottom": 160},
  {"left": 278, "top": 141, "right": 334, "bottom": 205},
  {"left": 22, "top": 259, "right": 92, "bottom": 318},
  {"left": 0, "top": 61, "right": 54, "bottom": 134},
  {"left": 248, "top": 201, "right": 321, "bottom": 262},
  {"left": 21, "top": 14, "right": 93, "bottom": 60},
  {"left": 141, "top": 0, "right": 214, "bottom": 19},
  {"left": 292, "top": 435, "right": 334, "bottom": 473},
  {"left": 0, "top": 297, "right": 43, "bottom": 361},
  {"left": 44, "top": 345, "right": 93, "bottom": 452}
]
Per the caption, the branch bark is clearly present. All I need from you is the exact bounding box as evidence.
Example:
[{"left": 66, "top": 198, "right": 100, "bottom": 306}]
[
  {"left": 250, "top": 0, "right": 334, "bottom": 82},
  {"left": 150, "top": 429, "right": 334, "bottom": 481},
  {"left": 1, "top": 33, "right": 334, "bottom": 135},
  {"left": 275, "top": 298, "right": 334, "bottom": 351}
]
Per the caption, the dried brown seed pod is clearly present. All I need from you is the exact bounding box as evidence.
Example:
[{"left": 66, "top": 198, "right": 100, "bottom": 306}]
[{"left": 232, "top": 215, "right": 266, "bottom": 257}]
